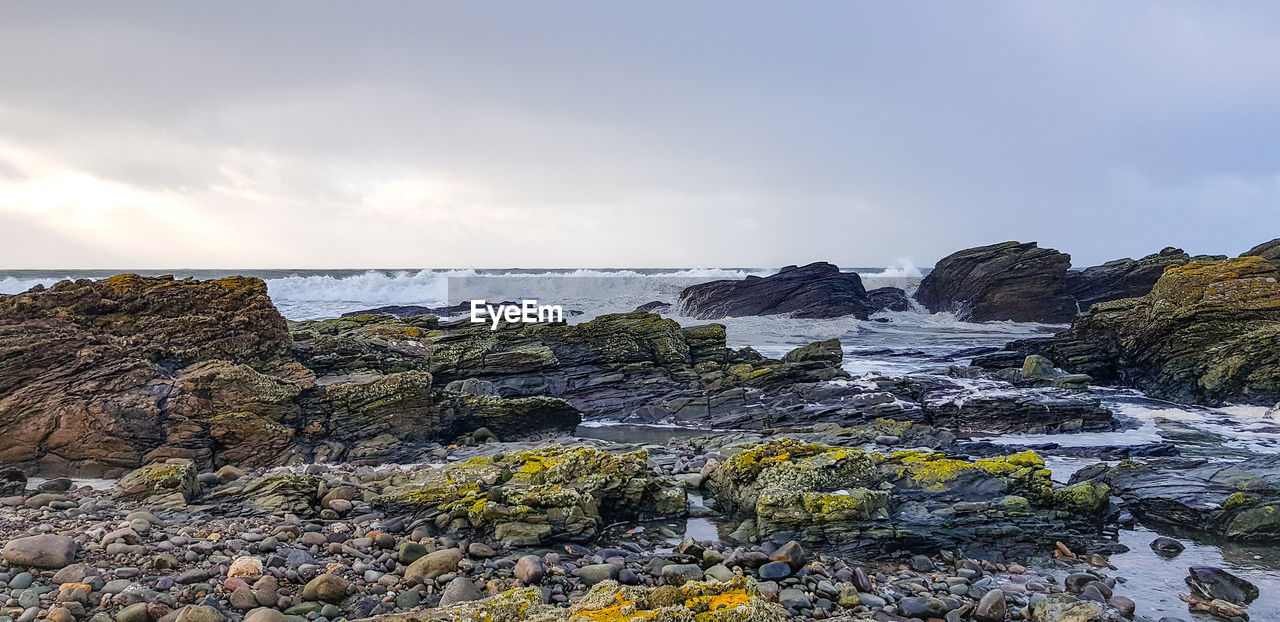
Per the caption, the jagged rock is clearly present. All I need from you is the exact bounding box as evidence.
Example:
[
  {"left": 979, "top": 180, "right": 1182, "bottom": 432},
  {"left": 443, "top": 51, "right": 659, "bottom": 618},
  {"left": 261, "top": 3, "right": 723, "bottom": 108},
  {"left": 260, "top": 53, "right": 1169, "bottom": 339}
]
[
  {"left": 373, "top": 444, "right": 686, "bottom": 543},
  {"left": 678, "top": 262, "right": 875, "bottom": 320},
  {"left": 1071, "top": 455, "right": 1280, "bottom": 540},
  {"left": 867, "top": 287, "right": 911, "bottom": 313},
  {"left": 1042, "top": 257, "right": 1280, "bottom": 405},
  {"left": 704, "top": 439, "right": 1110, "bottom": 558},
  {"left": 113, "top": 462, "right": 199, "bottom": 507},
  {"left": 1186, "top": 566, "right": 1258, "bottom": 605},
  {"left": 0, "top": 275, "right": 294, "bottom": 474},
  {"left": 1065, "top": 247, "right": 1213, "bottom": 310},
  {"left": 874, "top": 375, "right": 1115, "bottom": 434},
  {"left": 293, "top": 311, "right": 847, "bottom": 428},
  {"left": 915, "top": 241, "right": 1076, "bottom": 322}
]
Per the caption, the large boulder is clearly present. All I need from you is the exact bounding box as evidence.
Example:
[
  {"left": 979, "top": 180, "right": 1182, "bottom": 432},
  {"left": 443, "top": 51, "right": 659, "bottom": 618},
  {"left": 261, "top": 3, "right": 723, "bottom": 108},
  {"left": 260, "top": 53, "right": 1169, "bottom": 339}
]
[
  {"left": 0, "top": 275, "right": 297, "bottom": 474},
  {"left": 373, "top": 444, "right": 686, "bottom": 543},
  {"left": 113, "top": 461, "right": 200, "bottom": 507},
  {"left": 915, "top": 241, "right": 1076, "bottom": 323},
  {"left": 704, "top": 439, "right": 1109, "bottom": 558},
  {"left": 866, "top": 287, "right": 911, "bottom": 313},
  {"left": 678, "top": 262, "right": 875, "bottom": 320},
  {"left": 2, "top": 534, "right": 77, "bottom": 569},
  {"left": 1043, "top": 256, "right": 1280, "bottom": 405},
  {"left": 1065, "top": 247, "right": 1210, "bottom": 310}
]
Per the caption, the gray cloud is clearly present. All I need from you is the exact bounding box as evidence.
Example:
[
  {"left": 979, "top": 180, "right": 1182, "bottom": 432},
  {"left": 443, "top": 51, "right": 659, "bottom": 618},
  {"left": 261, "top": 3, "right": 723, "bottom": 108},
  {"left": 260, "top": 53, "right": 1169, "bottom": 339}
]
[{"left": 0, "top": 1, "right": 1277, "bottom": 268}]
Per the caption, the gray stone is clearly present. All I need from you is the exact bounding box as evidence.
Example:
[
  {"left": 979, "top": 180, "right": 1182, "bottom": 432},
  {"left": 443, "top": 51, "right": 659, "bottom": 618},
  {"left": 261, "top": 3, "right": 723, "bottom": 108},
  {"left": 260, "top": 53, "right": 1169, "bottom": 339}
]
[
  {"left": 438, "top": 577, "right": 483, "bottom": 607},
  {"left": 660, "top": 564, "right": 703, "bottom": 587},
  {"left": 578, "top": 563, "right": 618, "bottom": 586},
  {"left": 513, "top": 555, "right": 545, "bottom": 585},
  {"left": 2, "top": 535, "right": 77, "bottom": 569}
]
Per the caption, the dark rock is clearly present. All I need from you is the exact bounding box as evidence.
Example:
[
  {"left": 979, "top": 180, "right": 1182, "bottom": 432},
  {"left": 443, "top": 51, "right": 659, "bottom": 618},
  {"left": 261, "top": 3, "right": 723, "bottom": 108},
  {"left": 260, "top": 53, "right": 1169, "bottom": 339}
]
[
  {"left": 0, "top": 468, "right": 26, "bottom": 495},
  {"left": 866, "top": 287, "right": 911, "bottom": 313},
  {"left": 678, "top": 262, "right": 875, "bottom": 320},
  {"left": 915, "top": 241, "right": 1076, "bottom": 322},
  {"left": 634, "top": 301, "right": 672, "bottom": 314},
  {"left": 1242, "top": 237, "right": 1280, "bottom": 266},
  {"left": 898, "top": 596, "right": 949, "bottom": 619},
  {"left": 1066, "top": 247, "right": 1207, "bottom": 310},
  {"left": 1186, "top": 566, "right": 1259, "bottom": 605},
  {"left": 1072, "top": 455, "right": 1280, "bottom": 540},
  {"left": 37, "top": 477, "right": 72, "bottom": 492},
  {"left": 758, "top": 561, "right": 792, "bottom": 580},
  {"left": 1149, "top": 537, "right": 1185, "bottom": 557},
  {"left": 1042, "top": 256, "right": 1280, "bottom": 405}
]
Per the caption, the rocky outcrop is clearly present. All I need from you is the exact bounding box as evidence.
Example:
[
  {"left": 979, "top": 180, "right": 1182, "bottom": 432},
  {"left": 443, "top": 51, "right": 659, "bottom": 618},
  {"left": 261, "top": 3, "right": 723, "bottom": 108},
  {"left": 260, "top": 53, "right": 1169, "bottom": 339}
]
[
  {"left": 0, "top": 275, "right": 298, "bottom": 475},
  {"left": 704, "top": 439, "right": 1111, "bottom": 558},
  {"left": 1243, "top": 237, "right": 1280, "bottom": 266},
  {"left": 1041, "top": 257, "right": 1280, "bottom": 405},
  {"left": 1065, "top": 247, "right": 1207, "bottom": 310},
  {"left": 372, "top": 445, "right": 686, "bottom": 543},
  {"left": 0, "top": 276, "right": 582, "bottom": 476},
  {"left": 915, "top": 241, "right": 1076, "bottom": 323},
  {"left": 678, "top": 262, "right": 875, "bottom": 319},
  {"left": 1071, "top": 455, "right": 1280, "bottom": 541},
  {"left": 292, "top": 311, "right": 848, "bottom": 428}
]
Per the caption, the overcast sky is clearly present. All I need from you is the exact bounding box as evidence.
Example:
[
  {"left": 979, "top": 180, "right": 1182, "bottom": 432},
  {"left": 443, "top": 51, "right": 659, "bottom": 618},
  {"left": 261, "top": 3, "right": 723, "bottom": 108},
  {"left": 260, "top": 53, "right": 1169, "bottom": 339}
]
[{"left": 1, "top": 2, "right": 1277, "bottom": 269}]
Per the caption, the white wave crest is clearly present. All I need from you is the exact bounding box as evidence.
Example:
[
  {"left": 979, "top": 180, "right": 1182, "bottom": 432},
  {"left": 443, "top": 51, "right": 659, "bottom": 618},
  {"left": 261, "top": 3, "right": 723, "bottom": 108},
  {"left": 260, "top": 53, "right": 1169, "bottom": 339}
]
[{"left": 862, "top": 257, "right": 922, "bottom": 278}]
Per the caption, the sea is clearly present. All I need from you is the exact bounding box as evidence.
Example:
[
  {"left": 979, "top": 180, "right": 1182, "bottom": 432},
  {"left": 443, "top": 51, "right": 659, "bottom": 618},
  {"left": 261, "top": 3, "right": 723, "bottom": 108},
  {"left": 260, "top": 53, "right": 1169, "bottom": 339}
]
[{"left": 3, "top": 263, "right": 1279, "bottom": 619}]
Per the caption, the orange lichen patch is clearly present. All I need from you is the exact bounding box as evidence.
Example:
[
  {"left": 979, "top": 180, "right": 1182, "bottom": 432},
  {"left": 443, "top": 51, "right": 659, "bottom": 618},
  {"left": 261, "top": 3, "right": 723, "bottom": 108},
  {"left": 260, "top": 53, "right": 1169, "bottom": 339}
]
[
  {"left": 685, "top": 589, "right": 752, "bottom": 616},
  {"left": 572, "top": 594, "right": 659, "bottom": 621}
]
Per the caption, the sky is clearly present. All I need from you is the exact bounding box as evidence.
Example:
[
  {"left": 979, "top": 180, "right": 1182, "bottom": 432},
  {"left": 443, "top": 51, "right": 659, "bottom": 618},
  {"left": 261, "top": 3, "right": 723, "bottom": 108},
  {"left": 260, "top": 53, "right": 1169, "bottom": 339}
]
[{"left": 0, "top": 1, "right": 1278, "bottom": 269}]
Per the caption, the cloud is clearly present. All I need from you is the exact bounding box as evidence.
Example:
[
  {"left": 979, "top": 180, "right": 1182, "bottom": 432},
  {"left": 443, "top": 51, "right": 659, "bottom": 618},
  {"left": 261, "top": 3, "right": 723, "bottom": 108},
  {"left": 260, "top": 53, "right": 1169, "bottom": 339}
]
[{"left": 0, "top": 2, "right": 1277, "bottom": 269}]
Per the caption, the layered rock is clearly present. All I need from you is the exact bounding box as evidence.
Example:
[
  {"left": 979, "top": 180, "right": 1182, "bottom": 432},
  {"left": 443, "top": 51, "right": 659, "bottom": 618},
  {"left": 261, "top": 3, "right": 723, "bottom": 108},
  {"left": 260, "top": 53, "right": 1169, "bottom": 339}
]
[
  {"left": 705, "top": 439, "right": 1110, "bottom": 558},
  {"left": 1243, "top": 237, "right": 1280, "bottom": 266},
  {"left": 1040, "top": 256, "right": 1280, "bottom": 405},
  {"left": 1071, "top": 455, "right": 1280, "bottom": 541},
  {"left": 0, "top": 275, "right": 297, "bottom": 475},
  {"left": 0, "top": 276, "right": 582, "bottom": 476},
  {"left": 292, "top": 311, "right": 848, "bottom": 426},
  {"left": 372, "top": 445, "right": 686, "bottom": 543},
  {"left": 915, "top": 241, "right": 1076, "bottom": 323},
  {"left": 678, "top": 262, "right": 875, "bottom": 319},
  {"left": 1065, "top": 247, "right": 1205, "bottom": 310}
]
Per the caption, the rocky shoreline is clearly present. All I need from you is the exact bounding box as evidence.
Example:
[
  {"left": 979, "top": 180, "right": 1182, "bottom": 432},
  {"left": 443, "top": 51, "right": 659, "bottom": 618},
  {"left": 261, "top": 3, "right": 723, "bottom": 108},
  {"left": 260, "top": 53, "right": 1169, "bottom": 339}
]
[{"left": 3, "top": 241, "right": 1279, "bottom": 622}]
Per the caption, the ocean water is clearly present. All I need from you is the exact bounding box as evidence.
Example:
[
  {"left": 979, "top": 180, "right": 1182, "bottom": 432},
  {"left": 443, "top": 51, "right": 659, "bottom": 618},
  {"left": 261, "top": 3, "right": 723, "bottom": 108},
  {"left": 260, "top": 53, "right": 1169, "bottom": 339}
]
[{"left": 4, "top": 263, "right": 1279, "bottom": 618}]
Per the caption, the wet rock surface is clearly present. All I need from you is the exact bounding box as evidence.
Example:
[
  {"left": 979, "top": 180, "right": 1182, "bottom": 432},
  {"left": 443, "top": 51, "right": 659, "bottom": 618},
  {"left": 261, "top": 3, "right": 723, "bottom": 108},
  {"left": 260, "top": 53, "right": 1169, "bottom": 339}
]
[
  {"left": 678, "top": 262, "right": 876, "bottom": 320},
  {"left": 914, "top": 241, "right": 1077, "bottom": 323},
  {"left": 1038, "top": 256, "right": 1280, "bottom": 406}
]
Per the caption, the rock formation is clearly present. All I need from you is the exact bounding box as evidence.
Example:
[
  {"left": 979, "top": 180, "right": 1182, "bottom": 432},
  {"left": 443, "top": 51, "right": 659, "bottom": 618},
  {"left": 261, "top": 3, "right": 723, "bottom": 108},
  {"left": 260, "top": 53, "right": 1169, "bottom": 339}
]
[
  {"left": 1041, "top": 256, "right": 1280, "bottom": 405},
  {"left": 914, "top": 241, "right": 1076, "bottom": 323},
  {"left": 1065, "top": 247, "right": 1205, "bottom": 310},
  {"left": 678, "top": 262, "right": 875, "bottom": 320},
  {"left": 703, "top": 439, "right": 1110, "bottom": 558}
]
